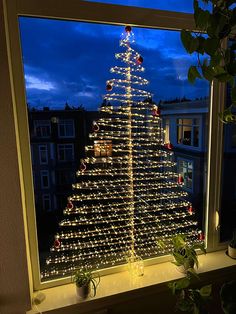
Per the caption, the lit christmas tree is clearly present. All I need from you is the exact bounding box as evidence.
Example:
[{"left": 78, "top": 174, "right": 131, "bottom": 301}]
[{"left": 42, "top": 26, "right": 203, "bottom": 280}]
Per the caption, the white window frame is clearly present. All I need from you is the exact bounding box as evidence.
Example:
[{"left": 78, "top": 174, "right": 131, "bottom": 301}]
[
  {"left": 39, "top": 144, "right": 48, "bottom": 164},
  {"left": 40, "top": 170, "right": 50, "bottom": 189},
  {"left": 2, "top": 0, "right": 227, "bottom": 292},
  {"left": 58, "top": 119, "right": 75, "bottom": 138},
  {"left": 57, "top": 143, "right": 74, "bottom": 162},
  {"left": 176, "top": 117, "right": 201, "bottom": 150}
]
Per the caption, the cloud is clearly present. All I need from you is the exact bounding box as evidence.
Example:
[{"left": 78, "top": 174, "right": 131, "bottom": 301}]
[
  {"left": 25, "top": 74, "right": 56, "bottom": 91},
  {"left": 19, "top": 16, "right": 209, "bottom": 110}
]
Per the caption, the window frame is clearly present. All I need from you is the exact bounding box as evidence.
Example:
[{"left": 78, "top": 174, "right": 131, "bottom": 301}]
[
  {"left": 34, "top": 120, "right": 51, "bottom": 138},
  {"left": 40, "top": 170, "right": 50, "bottom": 189},
  {"left": 176, "top": 116, "right": 202, "bottom": 150},
  {"left": 2, "top": 0, "right": 227, "bottom": 292},
  {"left": 57, "top": 143, "right": 74, "bottom": 162},
  {"left": 38, "top": 144, "right": 48, "bottom": 164},
  {"left": 58, "top": 119, "right": 75, "bottom": 138}
]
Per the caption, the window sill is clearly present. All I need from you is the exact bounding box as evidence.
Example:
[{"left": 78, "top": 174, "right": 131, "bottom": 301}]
[{"left": 27, "top": 250, "right": 236, "bottom": 314}]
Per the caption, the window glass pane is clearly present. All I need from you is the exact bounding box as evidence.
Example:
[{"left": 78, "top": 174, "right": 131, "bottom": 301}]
[
  {"left": 220, "top": 116, "right": 236, "bottom": 241},
  {"left": 84, "top": 0, "right": 211, "bottom": 13},
  {"left": 19, "top": 17, "right": 209, "bottom": 282}
]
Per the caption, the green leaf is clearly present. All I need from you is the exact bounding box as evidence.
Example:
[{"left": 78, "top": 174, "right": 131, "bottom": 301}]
[
  {"left": 175, "top": 277, "right": 191, "bottom": 290},
  {"left": 204, "top": 38, "right": 219, "bottom": 56},
  {"left": 210, "top": 52, "right": 222, "bottom": 67},
  {"left": 187, "top": 267, "right": 200, "bottom": 280},
  {"left": 173, "top": 251, "right": 185, "bottom": 265},
  {"left": 231, "top": 87, "right": 236, "bottom": 103},
  {"left": 215, "top": 72, "right": 233, "bottom": 82},
  {"left": 178, "top": 299, "right": 193, "bottom": 311},
  {"left": 194, "top": 8, "right": 210, "bottom": 30},
  {"left": 156, "top": 239, "right": 165, "bottom": 250},
  {"left": 188, "top": 66, "right": 202, "bottom": 84},
  {"left": 193, "top": 304, "right": 200, "bottom": 314},
  {"left": 181, "top": 30, "right": 198, "bottom": 54},
  {"left": 199, "top": 284, "right": 212, "bottom": 297},
  {"left": 196, "top": 36, "right": 206, "bottom": 54},
  {"left": 202, "top": 64, "right": 215, "bottom": 81}
]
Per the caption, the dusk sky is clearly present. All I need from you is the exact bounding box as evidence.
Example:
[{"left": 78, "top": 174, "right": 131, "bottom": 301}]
[{"left": 19, "top": 1, "right": 210, "bottom": 111}]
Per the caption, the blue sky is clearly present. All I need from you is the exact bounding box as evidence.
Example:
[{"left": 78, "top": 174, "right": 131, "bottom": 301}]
[{"left": 19, "top": 2, "right": 209, "bottom": 111}]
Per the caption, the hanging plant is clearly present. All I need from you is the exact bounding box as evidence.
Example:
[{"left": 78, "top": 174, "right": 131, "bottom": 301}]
[{"left": 181, "top": 0, "right": 236, "bottom": 123}]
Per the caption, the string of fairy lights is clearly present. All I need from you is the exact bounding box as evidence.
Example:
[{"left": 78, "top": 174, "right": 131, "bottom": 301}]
[{"left": 42, "top": 26, "right": 203, "bottom": 280}]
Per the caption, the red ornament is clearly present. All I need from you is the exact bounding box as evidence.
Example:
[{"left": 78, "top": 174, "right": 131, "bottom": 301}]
[
  {"left": 67, "top": 201, "right": 74, "bottom": 209},
  {"left": 125, "top": 26, "right": 132, "bottom": 33},
  {"left": 92, "top": 121, "right": 99, "bottom": 132},
  {"left": 188, "top": 205, "right": 193, "bottom": 215},
  {"left": 164, "top": 142, "right": 173, "bottom": 150},
  {"left": 198, "top": 231, "right": 205, "bottom": 241},
  {"left": 54, "top": 235, "right": 61, "bottom": 249},
  {"left": 80, "top": 159, "right": 87, "bottom": 172},
  {"left": 136, "top": 55, "right": 143, "bottom": 64},
  {"left": 106, "top": 83, "right": 113, "bottom": 91},
  {"left": 152, "top": 105, "right": 160, "bottom": 117},
  {"left": 177, "top": 174, "right": 184, "bottom": 184}
]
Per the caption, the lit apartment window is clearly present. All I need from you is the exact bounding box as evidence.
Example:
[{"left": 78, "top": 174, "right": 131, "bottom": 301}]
[
  {"left": 178, "top": 159, "right": 193, "bottom": 191},
  {"left": 40, "top": 170, "right": 50, "bottom": 188},
  {"left": 39, "top": 145, "right": 48, "bottom": 164},
  {"left": 57, "top": 144, "right": 74, "bottom": 161},
  {"left": 177, "top": 118, "right": 199, "bottom": 147},
  {"left": 163, "top": 119, "right": 170, "bottom": 143},
  {"left": 58, "top": 119, "right": 75, "bottom": 138},
  {"left": 94, "top": 140, "right": 112, "bottom": 157},
  {"left": 42, "top": 194, "right": 51, "bottom": 211},
  {"left": 34, "top": 120, "right": 51, "bottom": 137}
]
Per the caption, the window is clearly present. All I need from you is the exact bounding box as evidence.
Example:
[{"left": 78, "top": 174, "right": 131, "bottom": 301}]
[
  {"left": 163, "top": 119, "right": 170, "bottom": 144},
  {"left": 10, "top": 0, "right": 223, "bottom": 290},
  {"left": 94, "top": 140, "right": 112, "bottom": 157},
  {"left": 40, "top": 170, "right": 50, "bottom": 188},
  {"left": 56, "top": 170, "right": 76, "bottom": 185},
  {"left": 57, "top": 144, "right": 74, "bottom": 162},
  {"left": 42, "top": 194, "right": 51, "bottom": 211},
  {"left": 178, "top": 159, "right": 193, "bottom": 191},
  {"left": 39, "top": 145, "right": 48, "bottom": 164},
  {"left": 177, "top": 118, "right": 200, "bottom": 147},
  {"left": 34, "top": 120, "right": 51, "bottom": 138},
  {"left": 84, "top": 0, "right": 212, "bottom": 13},
  {"left": 58, "top": 119, "right": 75, "bottom": 138}
]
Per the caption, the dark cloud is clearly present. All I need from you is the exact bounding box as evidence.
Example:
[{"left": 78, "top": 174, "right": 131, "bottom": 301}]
[{"left": 19, "top": 16, "right": 208, "bottom": 111}]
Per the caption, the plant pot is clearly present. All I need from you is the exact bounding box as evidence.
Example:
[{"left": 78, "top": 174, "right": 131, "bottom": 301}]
[
  {"left": 76, "top": 284, "right": 90, "bottom": 299},
  {"left": 228, "top": 245, "right": 236, "bottom": 259},
  {"left": 177, "top": 259, "right": 194, "bottom": 274}
]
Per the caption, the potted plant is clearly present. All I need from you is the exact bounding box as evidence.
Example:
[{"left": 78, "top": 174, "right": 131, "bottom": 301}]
[
  {"left": 180, "top": 0, "right": 236, "bottom": 123},
  {"left": 228, "top": 229, "right": 236, "bottom": 259},
  {"left": 73, "top": 269, "right": 100, "bottom": 299},
  {"left": 168, "top": 275, "right": 212, "bottom": 313},
  {"left": 158, "top": 234, "right": 206, "bottom": 274},
  {"left": 172, "top": 234, "right": 206, "bottom": 273}
]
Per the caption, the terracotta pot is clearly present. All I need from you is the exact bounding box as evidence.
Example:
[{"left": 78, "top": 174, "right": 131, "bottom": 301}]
[
  {"left": 228, "top": 245, "right": 236, "bottom": 259},
  {"left": 76, "top": 284, "right": 90, "bottom": 299}
]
